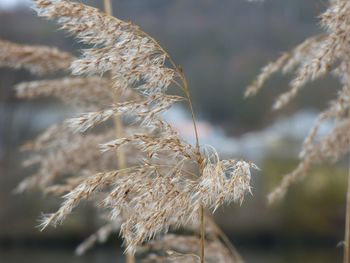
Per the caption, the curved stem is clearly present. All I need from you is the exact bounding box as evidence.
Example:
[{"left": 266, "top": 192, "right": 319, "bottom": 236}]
[
  {"left": 182, "top": 74, "right": 200, "bottom": 154},
  {"left": 177, "top": 68, "right": 206, "bottom": 263},
  {"left": 207, "top": 215, "right": 244, "bottom": 263}
]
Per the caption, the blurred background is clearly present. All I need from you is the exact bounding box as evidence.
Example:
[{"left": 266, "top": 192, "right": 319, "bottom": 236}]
[{"left": 0, "top": 0, "right": 346, "bottom": 262}]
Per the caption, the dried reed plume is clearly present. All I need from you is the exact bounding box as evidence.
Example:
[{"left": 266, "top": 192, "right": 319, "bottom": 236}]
[
  {"left": 0, "top": 0, "right": 258, "bottom": 261},
  {"left": 16, "top": 77, "right": 118, "bottom": 109},
  {"left": 246, "top": 0, "right": 350, "bottom": 261},
  {"left": 26, "top": 0, "right": 258, "bottom": 259},
  {"left": 246, "top": 0, "right": 350, "bottom": 203},
  {"left": 0, "top": 39, "right": 73, "bottom": 75}
]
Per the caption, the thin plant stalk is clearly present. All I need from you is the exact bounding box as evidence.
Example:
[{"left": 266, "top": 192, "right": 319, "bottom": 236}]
[
  {"left": 103, "top": 0, "right": 112, "bottom": 16},
  {"left": 179, "top": 68, "right": 205, "bottom": 263},
  {"left": 345, "top": 106, "right": 350, "bottom": 263},
  {"left": 182, "top": 67, "right": 245, "bottom": 263},
  {"left": 210, "top": 219, "right": 244, "bottom": 263},
  {"left": 102, "top": 1, "right": 134, "bottom": 263},
  {"left": 200, "top": 205, "right": 205, "bottom": 263},
  {"left": 345, "top": 171, "right": 350, "bottom": 263}
]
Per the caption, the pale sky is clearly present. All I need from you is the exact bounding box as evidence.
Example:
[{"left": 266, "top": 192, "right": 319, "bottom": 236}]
[{"left": 0, "top": 0, "right": 31, "bottom": 10}]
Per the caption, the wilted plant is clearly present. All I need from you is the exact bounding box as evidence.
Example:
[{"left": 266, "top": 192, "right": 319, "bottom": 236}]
[
  {"left": 246, "top": 0, "right": 350, "bottom": 261},
  {"left": 0, "top": 0, "right": 258, "bottom": 262}
]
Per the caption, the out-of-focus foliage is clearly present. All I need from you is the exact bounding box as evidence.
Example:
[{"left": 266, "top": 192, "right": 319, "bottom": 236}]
[{"left": 0, "top": 0, "right": 336, "bottom": 132}]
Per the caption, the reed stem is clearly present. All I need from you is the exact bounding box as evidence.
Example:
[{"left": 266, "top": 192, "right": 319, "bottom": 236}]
[
  {"left": 180, "top": 69, "right": 205, "bottom": 263},
  {"left": 102, "top": 1, "right": 134, "bottom": 263},
  {"left": 344, "top": 107, "right": 350, "bottom": 263},
  {"left": 345, "top": 173, "right": 350, "bottom": 263},
  {"left": 103, "top": 0, "right": 112, "bottom": 16},
  {"left": 208, "top": 215, "right": 244, "bottom": 262},
  {"left": 200, "top": 205, "right": 205, "bottom": 263}
]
